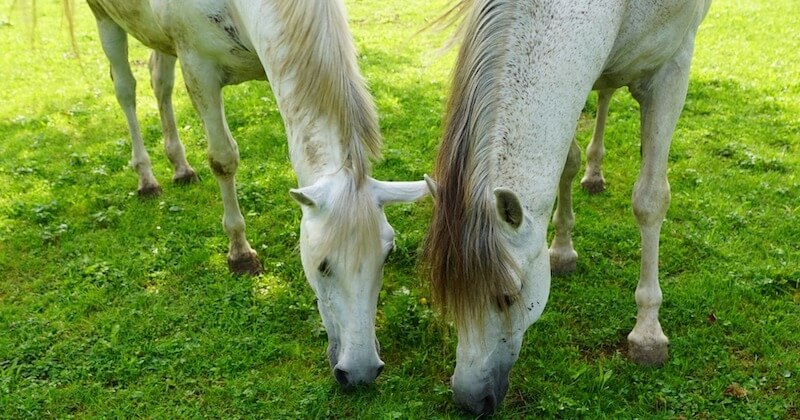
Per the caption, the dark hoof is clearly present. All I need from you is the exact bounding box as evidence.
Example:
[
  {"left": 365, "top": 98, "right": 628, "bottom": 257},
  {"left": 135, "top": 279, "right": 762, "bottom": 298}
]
[
  {"left": 173, "top": 170, "right": 199, "bottom": 185},
  {"left": 550, "top": 259, "right": 577, "bottom": 277},
  {"left": 580, "top": 178, "right": 606, "bottom": 194},
  {"left": 549, "top": 250, "right": 577, "bottom": 277},
  {"left": 228, "top": 252, "right": 263, "bottom": 276},
  {"left": 628, "top": 340, "right": 669, "bottom": 367},
  {"left": 138, "top": 184, "right": 163, "bottom": 198}
]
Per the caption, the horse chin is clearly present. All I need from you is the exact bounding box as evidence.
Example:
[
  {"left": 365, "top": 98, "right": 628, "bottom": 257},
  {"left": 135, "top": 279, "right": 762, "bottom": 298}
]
[{"left": 451, "top": 366, "right": 511, "bottom": 415}]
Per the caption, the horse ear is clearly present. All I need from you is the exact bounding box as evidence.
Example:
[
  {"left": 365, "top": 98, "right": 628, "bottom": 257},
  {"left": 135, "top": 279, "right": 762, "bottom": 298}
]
[
  {"left": 369, "top": 178, "right": 429, "bottom": 206},
  {"left": 289, "top": 183, "right": 325, "bottom": 208},
  {"left": 423, "top": 174, "right": 437, "bottom": 196},
  {"left": 494, "top": 188, "right": 523, "bottom": 229}
]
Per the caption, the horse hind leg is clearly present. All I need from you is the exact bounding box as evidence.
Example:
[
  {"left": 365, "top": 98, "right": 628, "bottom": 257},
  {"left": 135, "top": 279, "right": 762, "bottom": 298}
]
[
  {"left": 148, "top": 51, "right": 199, "bottom": 185},
  {"left": 179, "top": 52, "right": 262, "bottom": 276},
  {"left": 580, "top": 88, "right": 614, "bottom": 194},
  {"left": 93, "top": 15, "right": 161, "bottom": 197},
  {"left": 549, "top": 139, "right": 581, "bottom": 276}
]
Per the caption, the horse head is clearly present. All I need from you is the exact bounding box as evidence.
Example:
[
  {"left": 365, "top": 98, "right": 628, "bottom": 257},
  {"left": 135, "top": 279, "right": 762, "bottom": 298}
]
[{"left": 291, "top": 170, "right": 428, "bottom": 387}]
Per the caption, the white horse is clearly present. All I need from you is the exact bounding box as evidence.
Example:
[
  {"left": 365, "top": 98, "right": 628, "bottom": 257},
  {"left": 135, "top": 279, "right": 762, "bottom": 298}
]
[
  {"left": 80, "top": 0, "right": 428, "bottom": 387},
  {"left": 423, "top": 0, "right": 711, "bottom": 414}
]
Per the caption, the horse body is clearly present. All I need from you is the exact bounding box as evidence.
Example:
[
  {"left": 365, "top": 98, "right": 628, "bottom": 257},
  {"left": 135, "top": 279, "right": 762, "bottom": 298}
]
[
  {"left": 86, "top": 0, "right": 428, "bottom": 386},
  {"left": 425, "top": 0, "right": 710, "bottom": 414}
]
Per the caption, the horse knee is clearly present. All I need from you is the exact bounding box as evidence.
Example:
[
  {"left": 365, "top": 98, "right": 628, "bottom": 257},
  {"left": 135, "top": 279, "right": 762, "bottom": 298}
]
[
  {"left": 632, "top": 179, "right": 670, "bottom": 227},
  {"left": 208, "top": 150, "right": 239, "bottom": 178},
  {"left": 112, "top": 74, "right": 136, "bottom": 107}
]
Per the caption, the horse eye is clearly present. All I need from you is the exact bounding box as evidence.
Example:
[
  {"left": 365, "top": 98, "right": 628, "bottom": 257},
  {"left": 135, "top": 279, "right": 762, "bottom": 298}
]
[
  {"left": 383, "top": 245, "right": 394, "bottom": 264},
  {"left": 318, "top": 258, "right": 332, "bottom": 277},
  {"left": 495, "top": 293, "right": 516, "bottom": 309}
]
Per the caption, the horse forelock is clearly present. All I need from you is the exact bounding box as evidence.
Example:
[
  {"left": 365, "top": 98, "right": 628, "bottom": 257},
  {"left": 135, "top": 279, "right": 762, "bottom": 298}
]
[
  {"left": 274, "top": 1, "right": 381, "bottom": 187},
  {"left": 423, "top": 0, "right": 522, "bottom": 333},
  {"left": 315, "top": 169, "right": 382, "bottom": 276}
]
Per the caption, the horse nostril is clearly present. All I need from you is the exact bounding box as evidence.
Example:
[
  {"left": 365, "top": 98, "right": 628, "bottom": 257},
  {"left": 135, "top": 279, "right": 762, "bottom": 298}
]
[
  {"left": 333, "top": 367, "right": 351, "bottom": 387},
  {"left": 480, "top": 393, "right": 498, "bottom": 415},
  {"left": 375, "top": 363, "right": 385, "bottom": 378}
]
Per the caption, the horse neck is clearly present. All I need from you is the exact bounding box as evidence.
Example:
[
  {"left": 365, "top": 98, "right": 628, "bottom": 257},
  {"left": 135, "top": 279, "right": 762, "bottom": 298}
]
[
  {"left": 453, "top": 0, "right": 625, "bottom": 213},
  {"left": 230, "top": 0, "right": 381, "bottom": 187}
]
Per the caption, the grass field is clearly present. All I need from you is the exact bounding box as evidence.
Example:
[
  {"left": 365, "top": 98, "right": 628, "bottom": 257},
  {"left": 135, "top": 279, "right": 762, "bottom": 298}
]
[{"left": 1, "top": 0, "right": 798, "bottom": 418}]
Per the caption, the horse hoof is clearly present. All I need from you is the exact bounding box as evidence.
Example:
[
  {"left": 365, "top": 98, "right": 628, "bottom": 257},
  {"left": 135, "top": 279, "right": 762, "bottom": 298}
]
[
  {"left": 173, "top": 169, "right": 199, "bottom": 185},
  {"left": 549, "top": 250, "right": 577, "bottom": 276},
  {"left": 228, "top": 252, "right": 263, "bottom": 276},
  {"left": 138, "top": 184, "right": 163, "bottom": 198},
  {"left": 580, "top": 177, "right": 606, "bottom": 194},
  {"left": 628, "top": 337, "right": 669, "bottom": 366}
]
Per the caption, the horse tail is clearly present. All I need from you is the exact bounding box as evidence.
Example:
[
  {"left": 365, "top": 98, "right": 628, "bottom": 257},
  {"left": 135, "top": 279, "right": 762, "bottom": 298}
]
[
  {"left": 13, "top": 0, "right": 79, "bottom": 55},
  {"left": 62, "top": 0, "right": 79, "bottom": 56}
]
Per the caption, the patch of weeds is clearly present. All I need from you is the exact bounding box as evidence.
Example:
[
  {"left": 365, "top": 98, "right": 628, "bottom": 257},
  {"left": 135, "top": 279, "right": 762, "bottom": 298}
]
[
  {"left": 30, "top": 201, "right": 61, "bottom": 225},
  {"left": 237, "top": 181, "right": 272, "bottom": 213},
  {"left": 41, "top": 223, "right": 69, "bottom": 244},
  {"left": 713, "top": 142, "right": 787, "bottom": 173},
  {"left": 80, "top": 261, "right": 125, "bottom": 288},
  {"left": 380, "top": 286, "right": 434, "bottom": 345},
  {"left": 12, "top": 165, "right": 37, "bottom": 176},
  {"left": 91, "top": 206, "right": 124, "bottom": 228},
  {"left": 69, "top": 152, "right": 90, "bottom": 167}
]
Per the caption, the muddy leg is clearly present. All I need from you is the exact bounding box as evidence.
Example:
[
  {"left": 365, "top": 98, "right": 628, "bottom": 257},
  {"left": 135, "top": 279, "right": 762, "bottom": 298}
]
[
  {"left": 92, "top": 11, "right": 161, "bottom": 197},
  {"left": 179, "top": 52, "right": 262, "bottom": 275}
]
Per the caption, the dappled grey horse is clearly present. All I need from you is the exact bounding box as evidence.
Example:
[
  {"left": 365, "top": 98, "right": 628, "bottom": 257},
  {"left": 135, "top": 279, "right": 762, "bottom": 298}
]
[{"left": 424, "top": 0, "right": 711, "bottom": 414}]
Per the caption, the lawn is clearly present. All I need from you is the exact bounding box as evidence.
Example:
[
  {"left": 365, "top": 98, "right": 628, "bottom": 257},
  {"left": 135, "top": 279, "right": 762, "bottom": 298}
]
[{"left": 1, "top": 0, "right": 798, "bottom": 418}]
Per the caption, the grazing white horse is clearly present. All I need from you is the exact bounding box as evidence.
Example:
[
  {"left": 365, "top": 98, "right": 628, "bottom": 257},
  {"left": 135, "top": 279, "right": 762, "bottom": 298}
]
[
  {"left": 79, "top": 0, "right": 428, "bottom": 387},
  {"left": 424, "top": 0, "right": 711, "bottom": 414}
]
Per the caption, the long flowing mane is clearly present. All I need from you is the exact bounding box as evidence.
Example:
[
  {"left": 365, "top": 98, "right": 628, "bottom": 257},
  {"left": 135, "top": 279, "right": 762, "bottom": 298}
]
[
  {"left": 274, "top": 1, "right": 383, "bottom": 266},
  {"left": 423, "top": 0, "right": 522, "bottom": 331},
  {"left": 274, "top": 1, "right": 382, "bottom": 186},
  {"left": 424, "top": 0, "right": 518, "bottom": 334}
]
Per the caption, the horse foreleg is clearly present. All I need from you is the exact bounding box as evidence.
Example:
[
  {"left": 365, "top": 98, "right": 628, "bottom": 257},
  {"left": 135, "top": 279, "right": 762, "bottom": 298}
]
[
  {"left": 148, "top": 51, "right": 198, "bottom": 185},
  {"left": 549, "top": 139, "right": 581, "bottom": 276},
  {"left": 580, "top": 88, "right": 614, "bottom": 194},
  {"left": 92, "top": 13, "right": 161, "bottom": 197},
  {"left": 179, "top": 53, "right": 262, "bottom": 276},
  {"left": 627, "top": 48, "right": 693, "bottom": 366}
]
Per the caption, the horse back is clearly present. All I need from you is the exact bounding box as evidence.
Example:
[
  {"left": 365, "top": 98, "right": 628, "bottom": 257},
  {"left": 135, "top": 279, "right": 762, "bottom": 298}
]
[
  {"left": 596, "top": 0, "right": 712, "bottom": 89},
  {"left": 87, "top": 0, "right": 176, "bottom": 55}
]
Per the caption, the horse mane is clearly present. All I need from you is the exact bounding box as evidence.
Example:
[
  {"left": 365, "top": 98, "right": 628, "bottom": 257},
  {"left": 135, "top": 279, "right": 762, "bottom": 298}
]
[
  {"left": 423, "top": 0, "right": 522, "bottom": 332},
  {"left": 274, "top": 1, "right": 382, "bottom": 187}
]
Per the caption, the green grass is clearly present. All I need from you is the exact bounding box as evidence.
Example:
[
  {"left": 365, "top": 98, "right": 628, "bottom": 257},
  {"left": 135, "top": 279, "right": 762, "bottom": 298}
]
[{"left": 1, "top": 0, "right": 798, "bottom": 418}]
